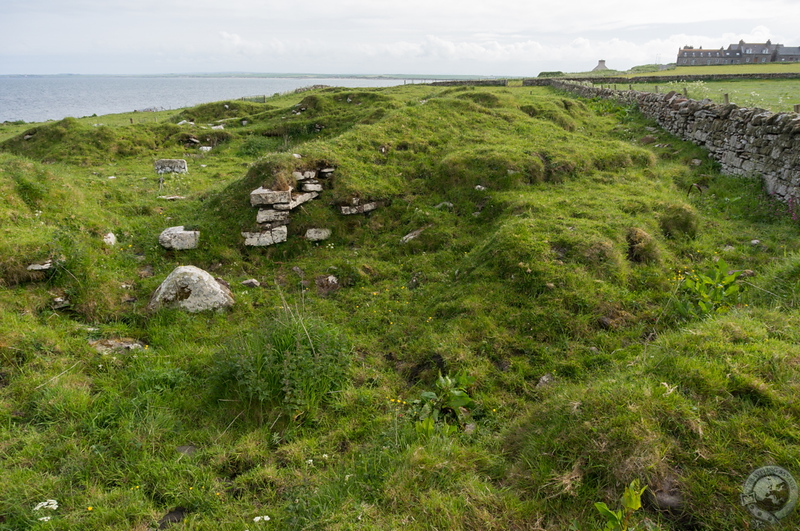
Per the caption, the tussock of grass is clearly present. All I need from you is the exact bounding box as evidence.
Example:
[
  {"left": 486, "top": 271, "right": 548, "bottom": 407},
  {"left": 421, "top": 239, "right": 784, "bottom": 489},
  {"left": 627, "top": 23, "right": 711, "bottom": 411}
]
[{"left": 2, "top": 83, "right": 800, "bottom": 530}]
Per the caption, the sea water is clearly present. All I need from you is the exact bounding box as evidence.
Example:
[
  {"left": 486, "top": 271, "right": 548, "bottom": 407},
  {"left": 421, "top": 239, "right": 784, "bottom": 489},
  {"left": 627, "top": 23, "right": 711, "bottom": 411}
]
[{"left": 0, "top": 75, "right": 407, "bottom": 123}]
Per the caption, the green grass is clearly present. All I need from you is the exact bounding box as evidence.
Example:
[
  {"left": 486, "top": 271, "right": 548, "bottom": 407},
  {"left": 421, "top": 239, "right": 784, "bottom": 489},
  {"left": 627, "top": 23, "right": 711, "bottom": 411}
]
[
  {"left": 615, "top": 79, "right": 800, "bottom": 113},
  {"left": 2, "top": 82, "right": 800, "bottom": 530},
  {"left": 629, "top": 62, "right": 800, "bottom": 77}
]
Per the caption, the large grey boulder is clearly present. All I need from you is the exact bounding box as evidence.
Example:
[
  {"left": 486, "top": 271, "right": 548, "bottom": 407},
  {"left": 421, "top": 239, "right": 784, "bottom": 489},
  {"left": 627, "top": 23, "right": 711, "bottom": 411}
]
[
  {"left": 147, "top": 266, "right": 234, "bottom": 312},
  {"left": 159, "top": 226, "right": 199, "bottom": 250}
]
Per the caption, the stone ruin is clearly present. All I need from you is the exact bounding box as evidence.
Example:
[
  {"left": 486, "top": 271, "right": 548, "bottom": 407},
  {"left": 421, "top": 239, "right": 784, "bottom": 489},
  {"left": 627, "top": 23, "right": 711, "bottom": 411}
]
[
  {"left": 242, "top": 165, "right": 385, "bottom": 247},
  {"left": 242, "top": 167, "right": 332, "bottom": 246}
]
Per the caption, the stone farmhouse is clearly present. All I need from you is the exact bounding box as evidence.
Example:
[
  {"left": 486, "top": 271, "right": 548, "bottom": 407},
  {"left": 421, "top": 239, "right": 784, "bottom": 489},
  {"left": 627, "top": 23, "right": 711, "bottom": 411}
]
[{"left": 676, "top": 40, "right": 800, "bottom": 66}]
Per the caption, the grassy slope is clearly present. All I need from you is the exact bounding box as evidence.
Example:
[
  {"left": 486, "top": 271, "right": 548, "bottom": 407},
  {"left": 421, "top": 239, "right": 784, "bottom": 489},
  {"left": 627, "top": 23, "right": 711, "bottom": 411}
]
[{"left": 2, "top": 84, "right": 800, "bottom": 530}]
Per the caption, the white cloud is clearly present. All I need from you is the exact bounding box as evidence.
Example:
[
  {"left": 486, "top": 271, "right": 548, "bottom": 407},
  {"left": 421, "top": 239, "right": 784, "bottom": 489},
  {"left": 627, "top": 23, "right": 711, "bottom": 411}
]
[
  {"left": 219, "top": 32, "right": 266, "bottom": 56},
  {"left": 3, "top": 0, "right": 800, "bottom": 74}
]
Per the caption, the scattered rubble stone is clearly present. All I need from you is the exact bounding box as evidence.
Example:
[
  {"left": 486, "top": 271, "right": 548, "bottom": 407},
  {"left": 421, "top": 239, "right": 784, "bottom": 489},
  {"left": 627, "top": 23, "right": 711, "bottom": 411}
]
[
  {"left": 340, "top": 202, "right": 379, "bottom": 215},
  {"left": 401, "top": 227, "right": 427, "bottom": 243},
  {"left": 158, "top": 226, "right": 199, "bottom": 250},
  {"left": 536, "top": 373, "right": 555, "bottom": 388},
  {"left": 27, "top": 259, "right": 53, "bottom": 271},
  {"left": 305, "top": 228, "right": 332, "bottom": 241},
  {"left": 90, "top": 338, "right": 145, "bottom": 354},
  {"left": 315, "top": 274, "right": 339, "bottom": 296},
  {"left": 154, "top": 159, "right": 188, "bottom": 174}
]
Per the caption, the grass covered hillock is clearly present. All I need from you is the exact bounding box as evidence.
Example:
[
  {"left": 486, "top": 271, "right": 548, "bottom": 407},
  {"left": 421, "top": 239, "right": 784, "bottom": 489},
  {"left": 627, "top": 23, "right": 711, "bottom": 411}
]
[{"left": 2, "top": 83, "right": 800, "bottom": 530}]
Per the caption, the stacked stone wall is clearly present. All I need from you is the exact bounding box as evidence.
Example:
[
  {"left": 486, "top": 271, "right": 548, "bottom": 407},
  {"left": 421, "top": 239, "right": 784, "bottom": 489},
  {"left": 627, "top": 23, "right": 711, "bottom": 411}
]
[{"left": 546, "top": 80, "right": 800, "bottom": 201}]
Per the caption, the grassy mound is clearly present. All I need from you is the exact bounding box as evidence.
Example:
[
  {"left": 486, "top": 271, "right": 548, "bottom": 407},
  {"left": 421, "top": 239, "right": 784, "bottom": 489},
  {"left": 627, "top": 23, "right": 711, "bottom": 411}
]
[{"left": 2, "top": 83, "right": 800, "bottom": 530}]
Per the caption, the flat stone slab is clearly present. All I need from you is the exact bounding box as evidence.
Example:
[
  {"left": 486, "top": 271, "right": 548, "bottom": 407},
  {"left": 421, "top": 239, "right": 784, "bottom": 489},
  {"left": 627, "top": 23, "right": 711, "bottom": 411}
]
[
  {"left": 256, "top": 208, "right": 290, "bottom": 224},
  {"left": 300, "top": 181, "right": 323, "bottom": 192},
  {"left": 250, "top": 187, "right": 292, "bottom": 207},
  {"left": 242, "top": 225, "right": 288, "bottom": 246},
  {"left": 340, "top": 202, "right": 379, "bottom": 215},
  {"left": 154, "top": 159, "right": 188, "bottom": 174},
  {"left": 159, "top": 226, "right": 199, "bottom": 250},
  {"left": 27, "top": 259, "right": 53, "bottom": 271},
  {"left": 90, "top": 338, "right": 145, "bottom": 354},
  {"left": 273, "top": 191, "right": 319, "bottom": 211},
  {"left": 292, "top": 170, "right": 317, "bottom": 181}
]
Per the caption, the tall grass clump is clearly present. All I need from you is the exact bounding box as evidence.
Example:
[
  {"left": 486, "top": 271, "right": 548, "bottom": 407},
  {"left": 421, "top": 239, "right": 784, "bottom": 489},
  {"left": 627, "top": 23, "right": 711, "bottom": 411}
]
[{"left": 216, "top": 308, "right": 351, "bottom": 421}]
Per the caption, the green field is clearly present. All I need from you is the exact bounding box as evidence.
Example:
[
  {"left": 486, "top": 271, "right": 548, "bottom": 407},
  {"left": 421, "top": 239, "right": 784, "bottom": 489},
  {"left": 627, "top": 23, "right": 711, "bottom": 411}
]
[
  {"left": 631, "top": 63, "right": 800, "bottom": 77},
  {"left": 616, "top": 79, "right": 800, "bottom": 113},
  {"left": 3, "top": 83, "right": 800, "bottom": 530}
]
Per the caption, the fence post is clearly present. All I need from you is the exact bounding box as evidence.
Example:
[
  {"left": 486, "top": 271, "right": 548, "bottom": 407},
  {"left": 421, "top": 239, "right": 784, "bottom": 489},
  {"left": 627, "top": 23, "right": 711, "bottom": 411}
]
[
  {"left": 655, "top": 86, "right": 659, "bottom": 93},
  {"left": 724, "top": 94, "right": 730, "bottom": 105},
  {"left": 795, "top": 104, "right": 800, "bottom": 113},
  {"left": 683, "top": 88, "right": 688, "bottom": 97},
  {"left": 629, "top": 84, "right": 632, "bottom": 91}
]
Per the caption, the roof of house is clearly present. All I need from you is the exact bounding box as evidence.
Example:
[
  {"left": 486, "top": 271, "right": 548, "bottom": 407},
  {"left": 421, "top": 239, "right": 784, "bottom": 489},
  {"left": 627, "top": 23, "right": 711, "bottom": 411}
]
[{"left": 728, "top": 41, "right": 781, "bottom": 52}]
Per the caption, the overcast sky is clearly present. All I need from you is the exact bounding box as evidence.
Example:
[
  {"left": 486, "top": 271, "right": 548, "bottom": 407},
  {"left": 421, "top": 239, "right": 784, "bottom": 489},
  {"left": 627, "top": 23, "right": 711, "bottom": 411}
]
[{"left": 2, "top": 0, "right": 800, "bottom": 76}]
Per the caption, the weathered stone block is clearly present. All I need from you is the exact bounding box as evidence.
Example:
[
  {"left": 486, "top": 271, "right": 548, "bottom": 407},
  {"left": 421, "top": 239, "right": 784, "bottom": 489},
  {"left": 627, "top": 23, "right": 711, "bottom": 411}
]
[
  {"left": 154, "top": 159, "right": 188, "bottom": 174},
  {"left": 292, "top": 170, "right": 317, "bottom": 181},
  {"left": 250, "top": 187, "right": 292, "bottom": 206},
  {"left": 242, "top": 226, "right": 288, "bottom": 247},
  {"left": 300, "top": 180, "right": 323, "bottom": 192},
  {"left": 159, "top": 226, "right": 199, "bottom": 250},
  {"left": 273, "top": 192, "right": 319, "bottom": 211},
  {"left": 256, "top": 208, "right": 290, "bottom": 224},
  {"left": 340, "top": 202, "right": 379, "bottom": 215},
  {"left": 305, "top": 228, "right": 332, "bottom": 241}
]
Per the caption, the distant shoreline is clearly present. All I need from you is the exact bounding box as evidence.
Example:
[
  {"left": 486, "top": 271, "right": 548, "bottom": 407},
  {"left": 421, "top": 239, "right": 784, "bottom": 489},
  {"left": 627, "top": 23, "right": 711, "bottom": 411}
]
[{"left": 0, "top": 72, "right": 498, "bottom": 81}]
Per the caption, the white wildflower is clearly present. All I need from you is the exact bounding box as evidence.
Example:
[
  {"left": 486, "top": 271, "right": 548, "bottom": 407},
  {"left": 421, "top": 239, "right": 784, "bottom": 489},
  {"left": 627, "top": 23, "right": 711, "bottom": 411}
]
[
  {"left": 33, "top": 500, "right": 58, "bottom": 511},
  {"left": 253, "top": 515, "right": 271, "bottom": 522},
  {"left": 38, "top": 516, "right": 52, "bottom": 522}
]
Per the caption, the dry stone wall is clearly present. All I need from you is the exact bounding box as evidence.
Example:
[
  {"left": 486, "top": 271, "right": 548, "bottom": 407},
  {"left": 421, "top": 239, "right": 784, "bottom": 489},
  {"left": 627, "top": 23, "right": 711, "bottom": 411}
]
[{"left": 547, "top": 80, "right": 800, "bottom": 201}]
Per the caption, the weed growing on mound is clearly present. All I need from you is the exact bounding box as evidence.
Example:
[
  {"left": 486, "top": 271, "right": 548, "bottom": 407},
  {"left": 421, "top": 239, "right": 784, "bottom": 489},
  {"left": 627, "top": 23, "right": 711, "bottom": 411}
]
[{"left": 216, "top": 307, "right": 351, "bottom": 422}]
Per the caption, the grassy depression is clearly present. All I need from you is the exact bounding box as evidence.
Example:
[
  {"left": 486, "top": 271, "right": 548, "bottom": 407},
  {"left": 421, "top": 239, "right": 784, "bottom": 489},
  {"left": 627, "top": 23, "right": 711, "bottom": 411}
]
[{"left": 2, "top": 83, "right": 800, "bottom": 530}]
